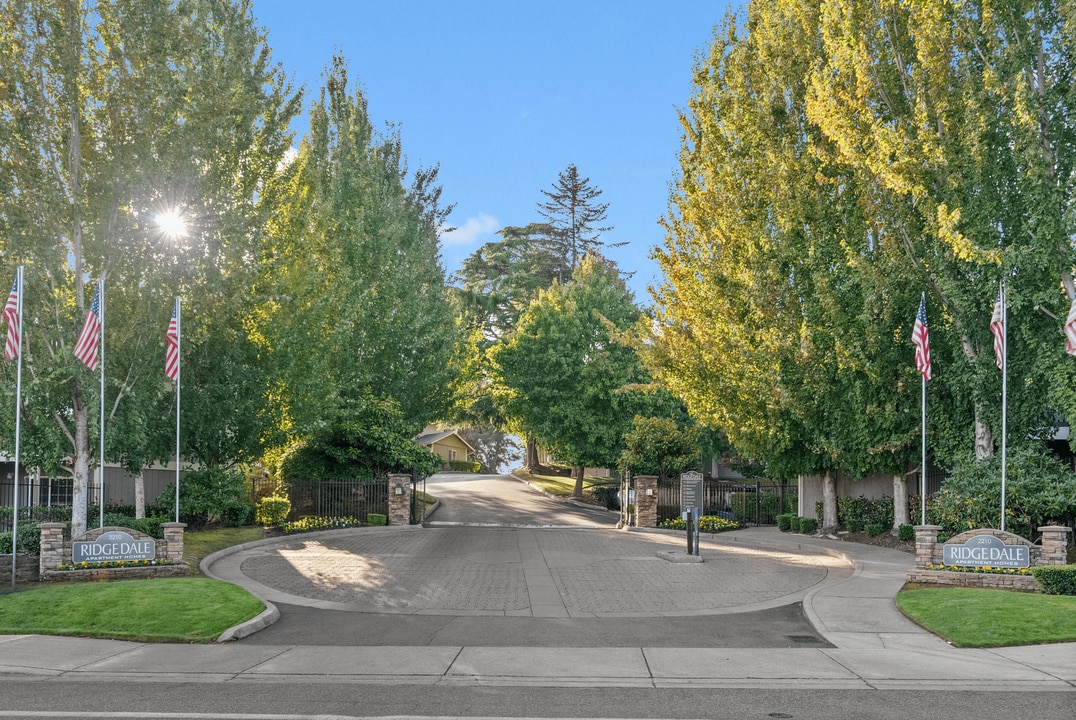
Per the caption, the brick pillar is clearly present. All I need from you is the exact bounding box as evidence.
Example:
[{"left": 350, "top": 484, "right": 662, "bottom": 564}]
[
  {"left": 387, "top": 474, "right": 411, "bottom": 526},
  {"left": 38, "top": 522, "right": 66, "bottom": 572},
  {"left": 1038, "top": 526, "right": 1072, "bottom": 566},
  {"left": 162, "top": 522, "right": 187, "bottom": 563},
  {"left": 914, "top": 525, "right": 942, "bottom": 569},
  {"left": 634, "top": 475, "right": 658, "bottom": 529}
]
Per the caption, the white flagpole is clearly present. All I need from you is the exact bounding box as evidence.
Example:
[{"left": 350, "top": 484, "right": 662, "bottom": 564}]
[
  {"left": 11, "top": 265, "right": 23, "bottom": 589},
  {"left": 174, "top": 297, "right": 181, "bottom": 524},
  {"left": 98, "top": 276, "right": 105, "bottom": 530},
  {"left": 1000, "top": 279, "right": 1008, "bottom": 532},
  {"left": 920, "top": 357, "right": 926, "bottom": 526}
]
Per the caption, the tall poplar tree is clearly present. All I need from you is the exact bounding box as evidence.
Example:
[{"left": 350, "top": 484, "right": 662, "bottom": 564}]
[{"left": 0, "top": 0, "right": 300, "bottom": 535}]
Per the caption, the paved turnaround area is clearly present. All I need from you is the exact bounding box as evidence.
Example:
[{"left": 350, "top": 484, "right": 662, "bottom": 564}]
[{"left": 1, "top": 521, "right": 1074, "bottom": 692}]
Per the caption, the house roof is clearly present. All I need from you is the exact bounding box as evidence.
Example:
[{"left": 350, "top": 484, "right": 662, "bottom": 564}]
[{"left": 414, "top": 429, "right": 476, "bottom": 453}]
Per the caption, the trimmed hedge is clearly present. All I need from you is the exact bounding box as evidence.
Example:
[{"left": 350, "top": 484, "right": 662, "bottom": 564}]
[
  {"left": 256, "top": 495, "right": 291, "bottom": 527},
  {"left": 1032, "top": 565, "right": 1076, "bottom": 595},
  {"left": 448, "top": 460, "right": 481, "bottom": 472},
  {"left": 798, "top": 516, "right": 818, "bottom": 534}
]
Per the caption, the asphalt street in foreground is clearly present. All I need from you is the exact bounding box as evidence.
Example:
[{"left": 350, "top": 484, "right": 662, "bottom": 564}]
[{"left": 0, "top": 683, "right": 1072, "bottom": 720}]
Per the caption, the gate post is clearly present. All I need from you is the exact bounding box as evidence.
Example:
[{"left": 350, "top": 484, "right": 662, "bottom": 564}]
[
  {"left": 634, "top": 475, "right": 658, "bottom": 528},
  {"left": 387, "top": 474, "right": 411, "bottom": 525}
]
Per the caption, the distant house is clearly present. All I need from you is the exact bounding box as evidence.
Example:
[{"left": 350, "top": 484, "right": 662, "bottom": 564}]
[{"left": 415, "top": 427, "right": 476, "bottom": 468}]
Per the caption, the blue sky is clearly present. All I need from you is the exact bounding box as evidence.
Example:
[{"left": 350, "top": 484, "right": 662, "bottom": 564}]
[{"left": 250, "top": 1, "right": 733, "bottom": 302}]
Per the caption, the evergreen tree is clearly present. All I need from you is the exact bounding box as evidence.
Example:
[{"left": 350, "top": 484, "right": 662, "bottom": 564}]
[{"left": 536, "top": 164, "right": 616, "bottom": 274}]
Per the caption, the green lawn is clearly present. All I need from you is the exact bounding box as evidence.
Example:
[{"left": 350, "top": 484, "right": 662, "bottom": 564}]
[
  {"left": 896, "top": 586, "right": 1076, "bottom": 647},
  {"left": 0, "top": 577, "right": 265, "bottom": 642},
  {"left": 513, "top": 468, "right": 617, "bottom": 501}
]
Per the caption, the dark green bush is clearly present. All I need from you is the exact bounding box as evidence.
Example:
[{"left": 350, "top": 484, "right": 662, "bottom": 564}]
[
  {"left": 788, "top": 515, "right": 801, "bottom": 532},
  {"left": 837, "top": 495, "right": 895, "bottom": 530},
  {"left": 366, "top": 512, "right": 387, "bottom": 526},
  {"left": 155, "top": 466, "right": 249, "bottom": 529},
  {"left": 898, "top": 523, "right": 915, "bottom": 542},
  {"left": 776, "top": 513, "right": 794, "bottom": 532},
  {"left": 1031, "top": 565, "right": 1076, "bottom": 595},
  {"left": 0, "top": 522, "right": 40, "bottom": 555},
  {"left": 220, "top": 501, "right": 254, "bottom": 527},
  {"left": 846, "top": 518, "right": 864, "bottom": 533},
  {"left": 864, "top": 522, "right": 885, "bottom": 536},
  {"left": 798, "top": 516, "right": 818, "bottom": 534},
  {"left": 930, "top": 446, "right": 1076, "bottom": 541},
  {"left": 448, "top": 460, "right": 481, "bottom": 472}
]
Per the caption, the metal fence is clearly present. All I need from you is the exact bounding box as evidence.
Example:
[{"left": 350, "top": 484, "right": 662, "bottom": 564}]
[
  {"left": 0, "top": 479, "right": 103, "bottom": 533},
  {"left": 654, "top": 477, "right": 797, "bottom": 526},
  {"left": 249, "top": 477, "right": 390, "bottom": 524}
]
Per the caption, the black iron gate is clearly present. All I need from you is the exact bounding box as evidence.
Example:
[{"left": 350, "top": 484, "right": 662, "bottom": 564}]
[{"left": 654, "top": 477, "right": 797, "bottom": 526}]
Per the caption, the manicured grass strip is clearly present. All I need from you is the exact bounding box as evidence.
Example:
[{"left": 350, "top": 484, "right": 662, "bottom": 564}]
[
  {"left": 896, "top": 587, "right": 1076, "bottom": 648},
  {"left": 0, "top": 578, "right": 265, "bottom": 642},
  {"left": 183, "top": 526, "right": 267, "bottom": 576},
  {"left": 514, "top": 469, "right": 616, "bottom": 499}
]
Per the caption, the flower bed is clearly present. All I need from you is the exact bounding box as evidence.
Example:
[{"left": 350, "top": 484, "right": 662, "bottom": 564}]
[
  {"left": 658, "top": 515, "right": 741, "bottom": 533},
  {"left": 282, "top": 516, "right": 362, "bottom": 534}
]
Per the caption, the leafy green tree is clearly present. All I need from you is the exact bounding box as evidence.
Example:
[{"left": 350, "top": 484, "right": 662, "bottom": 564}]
[
  {"left": 618, "top": 414, "right": 701, "bottom": 484},
  {"left": 650, "top": 1, "right": 929, "bottom": 529},
  {"left": 276, "top": 393, "right": 441, "bottom": 481},
  {"left": 0, "top": 0, "right": 299, "bottom": 536},
  {"left": 489, "top": 255, "right": 651, "bottom": 496},
  {"left": 261, "top": 56, "right": 460, "bottom": 439}
]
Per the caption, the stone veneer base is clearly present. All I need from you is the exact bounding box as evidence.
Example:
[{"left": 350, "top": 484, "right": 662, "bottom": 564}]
[
  {"left": 41, "top": 562, "right": 190, "bottom": 583},
  {"left": 906, "top": 568, "right": 1039, "bottom": 592}
]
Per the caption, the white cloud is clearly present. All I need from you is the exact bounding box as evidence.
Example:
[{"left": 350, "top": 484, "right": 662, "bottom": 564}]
[{"left": 440, "top": 213, "right": 500, "bottom": 246}]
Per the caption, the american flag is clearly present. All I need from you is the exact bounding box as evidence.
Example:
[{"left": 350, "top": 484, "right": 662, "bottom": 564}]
[
  {"left": 989, "top": 285, "right": 1005, "bottom": 369},
  {"left": 912, "top": 295, "right": 931, "bottom": 381},
  {"left": 4, "top": 274, "right": 19, "bottom": 361},
  {"left": 165, "top": 301, "right": 179, "bottom": 381},
  {"left": 74, "top": 283, "right": 101, "bottom": 370},
  {"left": 1065, "top": 296, "right": 1076, "bottom": 356}
]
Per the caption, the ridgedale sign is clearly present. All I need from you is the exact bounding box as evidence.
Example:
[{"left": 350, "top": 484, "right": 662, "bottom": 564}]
[
  {"left": 942, "top": 534, "right": 1029, "bottom": 569},
  {"left": 73, "top": 530, "right": 156, "bottom": 564}
]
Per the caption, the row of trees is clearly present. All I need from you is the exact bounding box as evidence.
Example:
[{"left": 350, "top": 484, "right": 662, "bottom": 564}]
[
  {"left": 649, "top": 0, "right": 1076, "bottom": 529},
  {"left": 0, "top": 1, "right": 459, "bottom": 535}
]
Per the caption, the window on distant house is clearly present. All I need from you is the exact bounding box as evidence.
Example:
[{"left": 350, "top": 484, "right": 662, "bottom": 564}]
[{"left": 449, "top": 449, "right": 457, "bottom": 461}]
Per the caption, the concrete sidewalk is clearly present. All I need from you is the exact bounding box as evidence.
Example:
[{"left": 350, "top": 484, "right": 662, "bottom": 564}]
[{"left": 0, "top": 526, "right": 1073, "bottom": 690}]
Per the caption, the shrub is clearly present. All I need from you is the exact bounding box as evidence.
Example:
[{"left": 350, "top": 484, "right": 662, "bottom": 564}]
[
  {"left": 1031, "top": 565, "right": 1076, "bottom": 595},
  {"left": 846, "top": 519, "right": 864, "bottom": 533},
  {"left": 776, "top": 513, "right": 794, "bottom": 532},
  {"left": 929, "top": 446, "right": 1076, "bottom": 540},
  {"left": 366, "top": 513, "right": 387, "bottom": 526},
  {"left": 798, "top": 516, "right": 818, "bottom": 534},
  {"left": 256, "top": 495, "right": 291, "bottom": 527},
  {"left": 155, "top": 466, "right": 250, "bottom": 529},
  {"left": 864, "top": 522, "right": 885, "bottom": 537},
  {"left": 220, "top": 502, "right": 254, "bottom": 527},
  {"left": 787, "top": 515, "right": 801, "bottom": 532},
  {"left": 448, "top": 460, "right": 481, "bottom": 472},
  {"left": 898, "top": 523, "right": 915, "bottom": 542},
  {"left": 837, "top": 495, "right": 894, "bottom": 531},
  {"left": 0, "top": 522, "right": 40, "bottom": 555}
]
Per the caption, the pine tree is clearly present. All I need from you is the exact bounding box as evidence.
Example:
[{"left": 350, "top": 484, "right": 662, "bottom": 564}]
[{"left": 536, "top": 164, "right": 615, "bottom": 274}]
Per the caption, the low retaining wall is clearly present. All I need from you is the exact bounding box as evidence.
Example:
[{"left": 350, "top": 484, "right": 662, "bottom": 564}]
[
  {"left": 38, "top": 522, "right": 189, "bottom": 583},
  {"left": 0, "top": 554, "right": 40, "bottom": 585},
  {"left": 910, "top": 525, "right": 1071, "bottom": 591}
]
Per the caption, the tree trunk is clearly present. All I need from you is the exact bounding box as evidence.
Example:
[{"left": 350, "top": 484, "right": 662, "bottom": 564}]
[
  {"left": 135, "top": 469, "right": 145, "bottom": 519},
  {"left": 71, "top": 403, "right": 90, "bottom": 538},
  {"left": 974, "top": 402, "right": 994, "bottom": 460},
  {"left": 892, "top": 474, "right": 908, "bottom": 530},
  {"left": 525, "top": 435, "right": 539, "bottom": 471},
  {"left": 572, "top": 466, "right": 584, "bottom": 498},
  {"left": 821, "top": 469, "right": 837, "bottom": 532}
]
